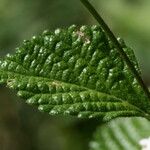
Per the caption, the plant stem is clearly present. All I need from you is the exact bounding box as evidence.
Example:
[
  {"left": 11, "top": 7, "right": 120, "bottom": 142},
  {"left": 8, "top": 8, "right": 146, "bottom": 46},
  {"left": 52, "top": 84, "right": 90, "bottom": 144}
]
[{"left": 80, "top": 0, "right": 150, "bottom": 100}]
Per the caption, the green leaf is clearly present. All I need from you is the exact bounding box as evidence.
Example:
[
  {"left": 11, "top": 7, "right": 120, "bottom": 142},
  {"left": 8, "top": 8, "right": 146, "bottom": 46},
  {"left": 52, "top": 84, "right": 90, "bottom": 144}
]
[
  {"left": 90, "top": 117, "right": 150, "bottom": 150},
  {"left": 0, "top": 25, "right": 150, "bottom": 121}
]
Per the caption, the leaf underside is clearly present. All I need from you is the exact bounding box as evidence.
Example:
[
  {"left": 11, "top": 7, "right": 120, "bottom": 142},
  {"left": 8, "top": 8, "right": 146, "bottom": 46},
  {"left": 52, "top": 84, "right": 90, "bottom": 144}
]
[
  {"left": 0, "top": 25, "right": 150, "bottom": 121},
  {"left": 90, "top": 117, "right": 150, "bottom": 150}
]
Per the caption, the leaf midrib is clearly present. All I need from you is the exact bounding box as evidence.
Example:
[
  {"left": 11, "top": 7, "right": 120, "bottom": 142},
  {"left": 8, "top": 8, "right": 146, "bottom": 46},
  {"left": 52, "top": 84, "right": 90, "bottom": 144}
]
[{"left": 0, "top": 68, "right": 146, "bottom": 116}]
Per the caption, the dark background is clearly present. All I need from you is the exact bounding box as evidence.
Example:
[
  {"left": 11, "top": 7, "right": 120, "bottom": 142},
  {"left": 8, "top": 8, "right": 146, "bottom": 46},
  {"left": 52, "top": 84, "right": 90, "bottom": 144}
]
[{"left": 0, "top": 0, "right": 150, "bottom": 150}]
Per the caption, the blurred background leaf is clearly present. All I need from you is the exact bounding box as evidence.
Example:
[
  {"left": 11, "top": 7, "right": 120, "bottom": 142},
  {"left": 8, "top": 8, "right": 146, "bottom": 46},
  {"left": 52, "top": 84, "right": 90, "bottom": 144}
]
[
  {"left": 0, "top": 0, "right": 150, "bottom": 150},
  {"left": 90, "top": 117, "right": 150, "bottom": 150}
]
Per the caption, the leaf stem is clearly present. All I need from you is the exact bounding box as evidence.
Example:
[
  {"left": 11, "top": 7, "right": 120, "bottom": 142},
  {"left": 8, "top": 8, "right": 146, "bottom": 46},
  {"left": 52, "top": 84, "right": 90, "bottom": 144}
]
[{"left": 80, "top": 0, "right": 150, "bottom": 100}]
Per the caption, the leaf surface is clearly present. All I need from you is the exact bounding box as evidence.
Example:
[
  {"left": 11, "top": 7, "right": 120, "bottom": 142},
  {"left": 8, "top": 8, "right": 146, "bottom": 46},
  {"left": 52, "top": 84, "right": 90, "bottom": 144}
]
[
  {"left": 0, "top": 25, "right": 150, "bottom": 121},
  {"left": 90, "top": 117, "right": 150, "bottom": 150}
]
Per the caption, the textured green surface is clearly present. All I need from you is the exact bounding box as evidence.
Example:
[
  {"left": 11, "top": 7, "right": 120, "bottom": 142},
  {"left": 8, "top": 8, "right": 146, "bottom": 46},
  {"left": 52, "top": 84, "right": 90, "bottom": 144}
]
[
  {"left": 0, "top": 25, "right": 150, "bottom": 121},
  {"left": 90, "top": 117, "right": 150, "bottom": 150}
]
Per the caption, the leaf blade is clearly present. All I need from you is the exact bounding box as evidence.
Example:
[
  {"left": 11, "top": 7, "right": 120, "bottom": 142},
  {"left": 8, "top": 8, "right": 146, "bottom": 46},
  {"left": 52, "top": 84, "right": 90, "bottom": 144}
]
[
  {"left": 90, "top": 117, "right": 150, "bottom": 150},
  {"left": 0, "top": 25, "right": 150, "bottom": 121}
]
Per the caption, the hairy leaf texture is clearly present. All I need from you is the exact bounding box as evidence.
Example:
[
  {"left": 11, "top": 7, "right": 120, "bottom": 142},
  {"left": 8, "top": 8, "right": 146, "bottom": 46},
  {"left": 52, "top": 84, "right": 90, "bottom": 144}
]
[
  {"left": 90, "top": 117, "right": 150, "bottom": 150},
  {"left": 0, "top": 25, "right": 150, "bottom": 121}
]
